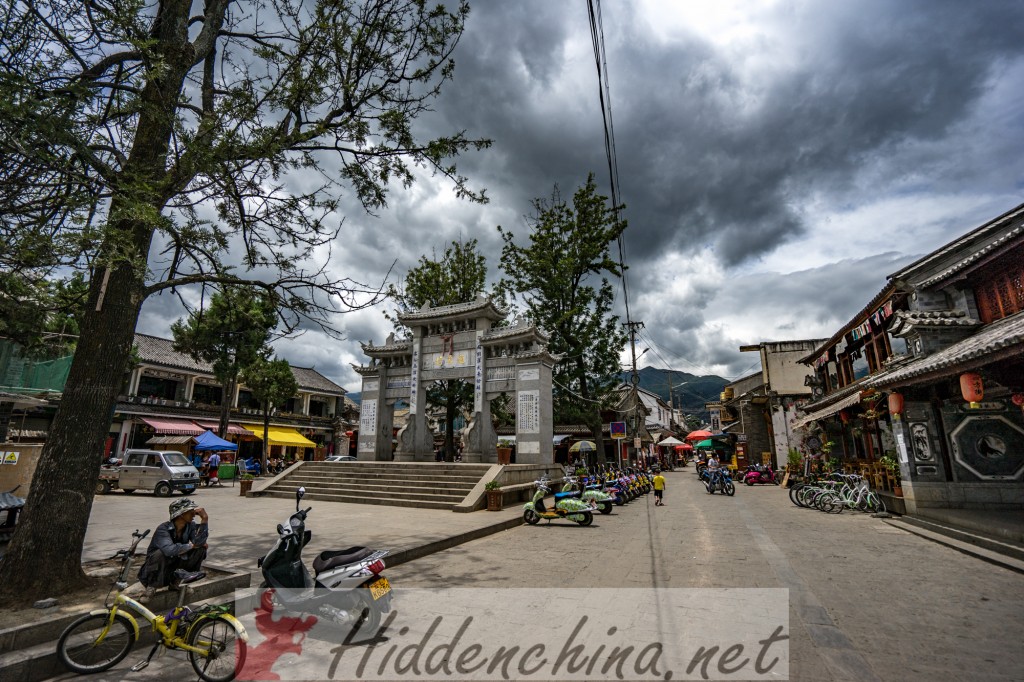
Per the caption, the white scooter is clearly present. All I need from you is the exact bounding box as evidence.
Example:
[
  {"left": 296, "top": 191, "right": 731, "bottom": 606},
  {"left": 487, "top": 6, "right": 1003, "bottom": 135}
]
[{"left": 257, "top": 487, "right": 393, "bottom": 632}]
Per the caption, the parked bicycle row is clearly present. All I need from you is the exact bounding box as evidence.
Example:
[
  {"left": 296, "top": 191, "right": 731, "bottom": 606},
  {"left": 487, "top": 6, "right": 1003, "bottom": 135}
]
[{"left": 788, "top": 473, "right": 887, "bottom": 514}]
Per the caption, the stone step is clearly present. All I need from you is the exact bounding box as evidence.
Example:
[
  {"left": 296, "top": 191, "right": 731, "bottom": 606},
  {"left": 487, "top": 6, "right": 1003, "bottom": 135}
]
[
  {"left": 282, "top": 475, "right": 478, "bottom": 492},
  {"left": 268, "top": 482, "right": 465, "bottom": 503},
  {"left": 258, "top": 488, "right": 458, "bottom": 510},
  {"left": 306, "top": 463, "right": 491, "bottom": 473},
  {"left": 254, "top": 461, "right": 494, "bottom": 511},
  {"left": 285, "top": 472, "right": 484, "bottom": 484}
]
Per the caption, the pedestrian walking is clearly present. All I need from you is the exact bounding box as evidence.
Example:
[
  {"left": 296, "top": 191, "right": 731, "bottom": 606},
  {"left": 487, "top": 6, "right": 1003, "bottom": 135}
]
[
  {"left": 653, "top": 470, "right": 666, "bottom": 505},
  {"left": 207, "top": 451, "right": 221, "bottom": 486}
]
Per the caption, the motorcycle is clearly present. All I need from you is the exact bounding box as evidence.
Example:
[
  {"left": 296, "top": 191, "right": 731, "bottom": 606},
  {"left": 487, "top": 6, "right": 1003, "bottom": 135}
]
[
  {"left": 257, "top": 487, "right": 393, "bottom": 632},
  {"left": 743, "top": 464, "right": 778, "bottom": 486},
  {"left": 557, "top": 475, "right": 614, "bottom": 514},
  {"left": 705, "top": 468, "right": 736, "bottom": 496},
  {"left": 523, "top": 478, "right": 595, "bottom": 525}
]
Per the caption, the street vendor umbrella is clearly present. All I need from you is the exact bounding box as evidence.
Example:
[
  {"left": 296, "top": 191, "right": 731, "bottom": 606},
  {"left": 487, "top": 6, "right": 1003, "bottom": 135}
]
[
  {"left": 695, "top": 439, "right": 714, "bottom": 448},
  {"left": 568, "top": 440, "right": 597, "bottom": 453},
  {"left": 194, "top": 430, "right": 238, "bottom": 451},
  {"left": 657, "top": 436, "right": 685, "bottom": 446},
  {"left": 686, "top": 430, "right": 713, "bottom": 441},
  {"left": 674, "top": 443, "right": 693, "bottom": 451}
]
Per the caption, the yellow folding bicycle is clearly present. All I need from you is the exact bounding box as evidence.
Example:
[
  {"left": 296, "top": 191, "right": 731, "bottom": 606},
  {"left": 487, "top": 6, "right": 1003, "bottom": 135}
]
[{"left": 57, "top": 529, "right": 248, "bottom": 682}]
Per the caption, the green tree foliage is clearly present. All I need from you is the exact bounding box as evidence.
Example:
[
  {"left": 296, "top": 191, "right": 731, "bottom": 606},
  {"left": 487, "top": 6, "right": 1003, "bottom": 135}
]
[
  {"left": 0, "top": 274, "right": 88, "bottom": 359},
  {"left": 388, "top": 239, "right": 487, "bottom": 460},
  {"left": 240, "top": 354, "right": 300, "bottom": 470},
  {"left": 0, "top": 0, "right": 487, "bottom": 603},
  {"left": 171, "top": 286, "right": 279, "bottom": 437},
  {"left": 498, "top": 175, "right": 628, "bottom": 458}
]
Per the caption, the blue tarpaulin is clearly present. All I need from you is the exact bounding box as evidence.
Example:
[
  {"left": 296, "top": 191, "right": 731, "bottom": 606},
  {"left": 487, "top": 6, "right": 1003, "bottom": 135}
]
[{"left": 193, "top": 430, "right": 238, "bottom": 451}]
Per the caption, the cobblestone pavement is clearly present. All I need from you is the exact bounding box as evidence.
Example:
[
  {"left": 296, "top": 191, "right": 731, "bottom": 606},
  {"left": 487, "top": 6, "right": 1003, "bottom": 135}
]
[
  {"left": 384, "top": 470, "right": 1024, "bottom": 681},
  {"left": 46, "top": 470, "right": 1024, "bottom": 681}
]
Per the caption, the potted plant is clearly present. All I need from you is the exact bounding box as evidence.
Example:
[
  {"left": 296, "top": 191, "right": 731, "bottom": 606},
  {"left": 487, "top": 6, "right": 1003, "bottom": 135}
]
[
  {"left": 786, "top": 448, "right": 802, "bottom": 473},
  {"left": 878, "top": 455, "right": 902, "bottom": 496},
  {"left": 484, "top": 479, "right": 503, "bottom": 511},
  {"left": 239, "top": 472, "right": 255, "bottom": 496},
  {"left": 496, "top": 439, "right": 513, "bottom": 465}
]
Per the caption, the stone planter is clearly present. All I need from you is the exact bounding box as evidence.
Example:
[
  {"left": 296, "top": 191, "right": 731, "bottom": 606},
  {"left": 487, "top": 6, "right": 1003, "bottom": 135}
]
[
  {"left": 486, "top": 489, "right": 503, "bottom": 511},
  {"left": 496, "top": 448, "right": 512, "bottom": 465},
  {"left": 239, "top": 478, "right": 254, "bottom": 496}
]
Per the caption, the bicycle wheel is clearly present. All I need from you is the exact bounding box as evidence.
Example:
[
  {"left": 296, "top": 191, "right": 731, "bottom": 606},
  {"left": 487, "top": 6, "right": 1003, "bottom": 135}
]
[
  {"left": 789, "top": 483, "right": 805, "bottom": 507},
  {"left": 187, "top": 616, "right": 246, "bottom": 682},
  {"left": 823, "top": 493, "right": 844, "bottom": 514},
  {"left": 867, "top": 493, "right": 886, "bottom": 514},
  {"left": 57, "top": 612, "right": 136, "bottom": 673},
  {"left": 798, "top": 486, "right": 818, "bottom": 508}
]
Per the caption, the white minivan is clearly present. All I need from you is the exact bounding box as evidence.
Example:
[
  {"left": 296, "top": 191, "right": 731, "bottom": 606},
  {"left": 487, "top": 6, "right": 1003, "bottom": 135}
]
[{"left": 98, "top": 449, "right": 201, "bottom": 496}]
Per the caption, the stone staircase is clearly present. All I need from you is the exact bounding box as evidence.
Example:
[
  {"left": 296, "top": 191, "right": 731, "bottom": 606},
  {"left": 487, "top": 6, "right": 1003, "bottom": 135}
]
[{"left": 253, "top": 461, "right": 494, "bottom": 510}]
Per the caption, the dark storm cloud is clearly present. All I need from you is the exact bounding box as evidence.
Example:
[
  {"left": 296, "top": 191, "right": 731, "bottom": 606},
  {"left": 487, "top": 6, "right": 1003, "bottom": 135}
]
[
  {"left": 137, "top": 0, "right": 1024, "bottom": 389},
  {"left": 428, "top": 0, "right": 1024, "bottom": 268}
]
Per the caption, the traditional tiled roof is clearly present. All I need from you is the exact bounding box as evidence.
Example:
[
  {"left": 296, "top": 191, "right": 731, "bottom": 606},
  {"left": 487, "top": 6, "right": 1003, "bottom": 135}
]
[
  {"left": 887, "top": 309, "right": 980, "bottom": 335},
  {"left": 397, "top": 295, "right": 506, "bottom": 323},
  {"left": 135, "top": 333, "right": 209, "bottom": 373},
  {"left": 889, "top": 202, "right": 1024, "bottom": 285},
  {"left": 289, "top": 367, "right": 345, "bottom": 395},
  {"left": 870, "top": 312, "right": 1024, "bottom": 388},
  {"left": 360, "top": 336, "right": 412, "bottom": 354},
  {"left": 917, "top": 222, "right": 1024, "bottom": 289},
  {"left": 482, "top": 324, "right": 549, "bottom": 343},
  {"left": 134, "top": 334, "right": 344, "bottom": 395}
]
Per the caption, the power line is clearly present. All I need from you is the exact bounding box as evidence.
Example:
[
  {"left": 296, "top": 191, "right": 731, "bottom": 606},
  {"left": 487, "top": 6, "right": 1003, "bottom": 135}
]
[{"left": 586, "top": 0, "right": 636, "bottom": 369}]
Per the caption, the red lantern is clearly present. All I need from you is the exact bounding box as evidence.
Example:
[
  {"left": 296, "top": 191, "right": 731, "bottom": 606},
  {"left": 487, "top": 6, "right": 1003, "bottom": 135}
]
[
  {"left": 960, "top": 372, "right": 984, "bottom": 408},
  {"left": 887, "top": 392, "right": 904, "bottom": 419},
  {"left": 839, "top": 410, "right": 850, "bottom": 424},
  {"left": 1012, "top": 393, "right": 1024, "bottom": 407}
]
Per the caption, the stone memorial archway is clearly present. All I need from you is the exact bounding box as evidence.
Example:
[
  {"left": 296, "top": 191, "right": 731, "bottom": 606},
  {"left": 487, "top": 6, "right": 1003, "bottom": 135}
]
[{"left": 352, "top": 296, "right": 558, "bottom": 463}]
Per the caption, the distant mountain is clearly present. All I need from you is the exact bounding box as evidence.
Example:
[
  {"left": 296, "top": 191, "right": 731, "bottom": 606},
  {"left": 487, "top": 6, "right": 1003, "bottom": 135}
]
[
  {"left": 621, "top": 367, "right": 728, "bottom": 412},
  {"left": 346, "top": 392, "right": 360, "bottom": 404}
]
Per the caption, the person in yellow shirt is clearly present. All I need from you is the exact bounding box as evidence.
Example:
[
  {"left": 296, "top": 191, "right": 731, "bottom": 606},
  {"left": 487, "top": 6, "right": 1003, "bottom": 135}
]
[{"left": 653, "top": 471, "right": 666, "bottom": 506}]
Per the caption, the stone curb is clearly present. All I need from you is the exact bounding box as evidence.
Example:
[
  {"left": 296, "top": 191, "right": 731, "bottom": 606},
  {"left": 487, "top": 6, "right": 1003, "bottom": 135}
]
[
  {"left": 0, "top": 513, "right": 521, "bottom": 682},
  {"left": 0, "top": 564, "right": 250, "bottom": 682},
  {"left": 883, "top": 518, "right": 1024, "bottom": 574}
]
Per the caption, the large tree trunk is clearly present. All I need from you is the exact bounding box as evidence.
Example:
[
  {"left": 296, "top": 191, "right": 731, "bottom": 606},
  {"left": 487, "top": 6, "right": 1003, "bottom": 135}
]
[
  {"left": 218, "top": 374, "right": 236, "bottom": 439},
  {"left": 0, "top": 260, "right": 147, "bottom": 604},
  {"left": 0, "top": 0, "right": 196, "bottom": 604}
]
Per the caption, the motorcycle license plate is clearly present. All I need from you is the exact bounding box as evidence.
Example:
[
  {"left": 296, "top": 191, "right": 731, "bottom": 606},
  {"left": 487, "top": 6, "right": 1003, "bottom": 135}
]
[
  {"left": 182, "top": 485, "right": 194, "bottom": 491},
  {"left": 368, "top": 577, "right": 391, "bottom": 600}
]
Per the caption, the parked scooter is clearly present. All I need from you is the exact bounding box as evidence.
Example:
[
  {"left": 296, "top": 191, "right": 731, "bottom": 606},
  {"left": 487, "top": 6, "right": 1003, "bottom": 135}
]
[
  {"left": 523, "top": 478, "right": 595, "bottom": 526},
  {"left": 558, "top": 475, "right": 614, "bottom": 514},
  {"left": 258, "top": 487, "right": 393, "bottom": 632},
  {"left": 743, "top": 464, "right": 778, "bottom": 486}
]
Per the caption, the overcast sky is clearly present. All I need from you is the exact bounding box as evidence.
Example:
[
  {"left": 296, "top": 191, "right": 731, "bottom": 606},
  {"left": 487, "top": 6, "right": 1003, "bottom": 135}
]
[{"left": 137, "top": 0, "right": 1024, "bottom": 395}]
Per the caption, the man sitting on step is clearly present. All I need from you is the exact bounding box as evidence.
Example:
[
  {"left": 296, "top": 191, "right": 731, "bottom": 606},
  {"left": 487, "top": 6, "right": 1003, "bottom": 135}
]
[{"left": 137, "top": 498, "right": 209, "bottom": 603}]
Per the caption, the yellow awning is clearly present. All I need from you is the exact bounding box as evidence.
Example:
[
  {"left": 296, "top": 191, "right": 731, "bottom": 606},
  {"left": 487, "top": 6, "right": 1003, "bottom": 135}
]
[{"left": 242, "top": 424, "right": 316, "bottom": 447}]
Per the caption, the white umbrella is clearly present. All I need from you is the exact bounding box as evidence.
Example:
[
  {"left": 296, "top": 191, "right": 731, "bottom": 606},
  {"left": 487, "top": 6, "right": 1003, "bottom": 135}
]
[{"left": 657, "top": 436, "right": 685, "bottom": 446}]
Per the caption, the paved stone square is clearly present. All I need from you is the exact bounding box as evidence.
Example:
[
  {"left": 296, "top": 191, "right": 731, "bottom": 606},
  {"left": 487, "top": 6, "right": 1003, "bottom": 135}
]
[{"left": 42, "top": 470, "right": 1024, "bottom": 680}]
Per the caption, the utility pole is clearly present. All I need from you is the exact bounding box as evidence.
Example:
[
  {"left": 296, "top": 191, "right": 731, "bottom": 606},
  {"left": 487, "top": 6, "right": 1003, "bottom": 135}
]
[{"left": 623, "top": 320, "right": 644, "bottom": 462}]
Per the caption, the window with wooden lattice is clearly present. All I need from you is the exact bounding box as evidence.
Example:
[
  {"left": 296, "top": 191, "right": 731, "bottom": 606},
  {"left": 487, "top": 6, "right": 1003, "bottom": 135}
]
[{"left": 974, "top": 250, "right": 1023, "bottom": 323}]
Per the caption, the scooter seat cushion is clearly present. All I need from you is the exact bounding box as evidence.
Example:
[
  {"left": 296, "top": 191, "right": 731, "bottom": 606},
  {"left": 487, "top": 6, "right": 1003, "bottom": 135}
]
[
  {"left": 553, "top": 492, "right": 576, "bottom": 500},
  {"left": 312, "top": 546, "right": 372, "bottom": 574}
]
